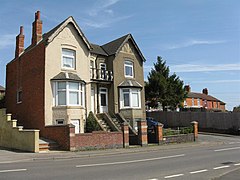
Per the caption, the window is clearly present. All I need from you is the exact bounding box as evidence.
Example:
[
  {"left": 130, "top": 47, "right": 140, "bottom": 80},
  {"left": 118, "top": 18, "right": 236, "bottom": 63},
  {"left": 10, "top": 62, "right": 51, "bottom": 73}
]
[
  {"left": 197, "top": 98, "right": 200, "bottom": 107},
  {"left": 62, "top": 48, "right": 76, "bottom": 69},
  {"left": 124, "top": 60, "right": 134, "bottom": 78},
  {"left": 192, "top": 98, "right": 194, "bottom": 106},
  {"left": 17, "top": 90, "right": 22, "bottom": 103},
  {"left": 100, "top": 63, "right": 106, "bottom": 79},
  {"left": 55, "top": 81, "right": 85, "bottom": 106},
  {"left": 120, "top": 88, "right": 141, "bottom": 108},
  {"left": 56, "top": 119, "right": 64, "bottom": 125}
]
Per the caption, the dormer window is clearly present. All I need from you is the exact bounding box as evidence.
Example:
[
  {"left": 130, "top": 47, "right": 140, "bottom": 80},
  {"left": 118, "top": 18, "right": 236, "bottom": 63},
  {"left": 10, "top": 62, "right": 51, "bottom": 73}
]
[
  {"left": 124, "top": 60, "right": 134, "bottom": 78},
  {"left": 62, "top": 48, "right": 76, "bottom": 69}
]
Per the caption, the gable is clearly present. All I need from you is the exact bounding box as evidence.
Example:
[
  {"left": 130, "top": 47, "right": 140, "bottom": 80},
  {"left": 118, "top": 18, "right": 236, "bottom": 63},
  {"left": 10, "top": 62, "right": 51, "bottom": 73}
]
[{"left": 120, "top": 41, "right": 135, "bottom": 54}]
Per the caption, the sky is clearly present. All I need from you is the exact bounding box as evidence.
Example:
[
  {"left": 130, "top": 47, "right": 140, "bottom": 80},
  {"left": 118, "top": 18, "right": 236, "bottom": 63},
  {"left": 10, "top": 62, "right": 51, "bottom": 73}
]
[{"left": 0, "top": 0, "right": 239, "bottom": 110}]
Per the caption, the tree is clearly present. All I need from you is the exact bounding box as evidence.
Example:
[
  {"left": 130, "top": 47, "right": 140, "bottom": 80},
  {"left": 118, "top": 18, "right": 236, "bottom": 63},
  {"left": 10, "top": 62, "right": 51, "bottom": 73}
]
[{"left": 145, "top": 56, "right": 186, "bottom": 111}]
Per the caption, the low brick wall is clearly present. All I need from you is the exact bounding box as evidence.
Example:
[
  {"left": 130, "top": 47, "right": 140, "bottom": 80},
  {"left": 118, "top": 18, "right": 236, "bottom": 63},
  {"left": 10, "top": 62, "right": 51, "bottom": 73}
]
[
  {"left": 162, "top": 133, "right": 194, "bottom": 144},
  {"left": 43, "top": 125, "right": 71, "bottom": 150},
  {"left": 73, "top": 131, "right": 123, "bottom": 150}
]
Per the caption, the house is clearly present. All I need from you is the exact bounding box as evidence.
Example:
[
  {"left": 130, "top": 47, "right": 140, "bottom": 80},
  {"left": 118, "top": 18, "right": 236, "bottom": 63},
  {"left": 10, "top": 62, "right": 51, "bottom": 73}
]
[
  {"left": 183, "top": 85, "right": 226, "bottom": 112},
  {"left": 5, "top": 11, "right": 145, "bottom": 145},
  {"left": 0, "top": 85, "right": 5, "bottom": 96}
]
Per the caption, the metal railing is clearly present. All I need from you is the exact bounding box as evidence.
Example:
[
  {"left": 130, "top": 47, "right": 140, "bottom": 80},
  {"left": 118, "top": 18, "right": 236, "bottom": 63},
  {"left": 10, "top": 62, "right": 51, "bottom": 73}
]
[{"left": 163, "top": 126, "right": 193, "bottom": 136}]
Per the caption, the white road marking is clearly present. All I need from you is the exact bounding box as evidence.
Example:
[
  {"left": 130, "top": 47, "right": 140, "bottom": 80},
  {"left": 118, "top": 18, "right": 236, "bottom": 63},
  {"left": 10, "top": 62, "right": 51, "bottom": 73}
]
[
  {"left": 234, "top": 163, "right": 240, "bottom": 166},
  {"left": 214, "top": 147, "right": 240, "bottom": 152},
  {"left": 213, "top": 165, "right": 230, "bottom": 170},
  {"left": 190, "top": 169, "right": 208, "bottom": 174},
  {"left": 0, "top": 169, "right": 27, "bottom": 173},
  {"left": 76, "top": 154, "right": 185, "bottom": 168},
  {"left": 229, "top": 142, "right": 240, "bottom": 144},
  {"left": 164, "top": 174, "right": 184, "bottom": 179},
  {"left": 148, "top": 179, "right": 158, "bottom": 180}
]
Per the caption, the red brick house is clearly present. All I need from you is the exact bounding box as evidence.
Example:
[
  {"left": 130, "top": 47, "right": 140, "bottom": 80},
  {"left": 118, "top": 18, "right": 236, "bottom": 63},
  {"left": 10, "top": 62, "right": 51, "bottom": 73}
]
[
  {"left": 5, "top": 11, "right": 146, "bottom": 150},
  {"left": 183, "top": 85, "right": 226, "bottom": 112}
]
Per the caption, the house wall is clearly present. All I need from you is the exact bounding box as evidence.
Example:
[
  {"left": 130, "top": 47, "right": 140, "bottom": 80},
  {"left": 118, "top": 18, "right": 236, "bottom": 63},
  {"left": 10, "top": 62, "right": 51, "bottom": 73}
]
[
  {"left": 45, "top": 23, "right": 90, "bottom": 132},
  {"left": 6, "top": 42, "right": 45, "bottom": 131},
  {"left": 112, "top": 40, "right": 146, "bottom": 121}
]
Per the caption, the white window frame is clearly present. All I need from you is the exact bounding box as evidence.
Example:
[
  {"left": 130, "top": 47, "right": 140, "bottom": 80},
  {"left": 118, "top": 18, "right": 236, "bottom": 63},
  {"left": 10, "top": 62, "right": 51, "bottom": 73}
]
[
  {"left": 120, "top": 88, "right": 141, "bottom": 109},
  {"left": 62, "top": 48, "right": 76, "bottom": 70},
  {"left": 197, "top": 98, "right": 201, "bottom": 107},
  {"left": 54, "top": 81, "right": 85, "bottom": 107},
  {"left": 124, "top": 60, "right": 134, "bottom": 78},
  {"left": 192, "top": 98, "right": 194, "bottom": 106}
]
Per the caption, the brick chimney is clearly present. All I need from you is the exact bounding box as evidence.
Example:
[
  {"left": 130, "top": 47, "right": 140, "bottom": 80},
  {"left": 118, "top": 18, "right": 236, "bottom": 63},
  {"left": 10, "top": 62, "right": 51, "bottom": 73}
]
[
  {"left": 202, "top": 88, "right": 208, "bottom": 95},
  {"left": 184, "top": 85, "right": 191, "bottom": 93},
  {"left": 31, "top": 11, "right": 42, "bottom": 45},
  {"left": 15, "top": 26, "right": 25, "bottom": 58}
]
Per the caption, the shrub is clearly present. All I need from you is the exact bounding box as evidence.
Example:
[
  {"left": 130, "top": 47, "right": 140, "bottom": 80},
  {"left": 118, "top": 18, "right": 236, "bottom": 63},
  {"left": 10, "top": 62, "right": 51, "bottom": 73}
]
[{"left": 86, "top": 111, "right": 101, "bottom": 133}]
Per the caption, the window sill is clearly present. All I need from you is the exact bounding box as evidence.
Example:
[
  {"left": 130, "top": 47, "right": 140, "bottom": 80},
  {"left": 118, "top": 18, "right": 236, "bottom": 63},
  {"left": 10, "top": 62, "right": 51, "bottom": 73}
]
[
  {"left": 52, "top": 106, "right": 85, "bottom": 110},
  {"left": 61, "top": 68, "right": 77, "bottom": 72}
]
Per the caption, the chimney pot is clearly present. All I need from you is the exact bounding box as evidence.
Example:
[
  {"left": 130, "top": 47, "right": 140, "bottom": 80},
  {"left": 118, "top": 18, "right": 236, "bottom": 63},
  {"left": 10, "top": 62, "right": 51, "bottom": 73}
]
[
  {"left": 202, "top": 88, "right": 208, "bottom": 95},
  {"left": 20, "top": 26, "right": 24, "bottom": 35},
  {"left": 35, "top": 11, "right": 40, "bottom": 20}
]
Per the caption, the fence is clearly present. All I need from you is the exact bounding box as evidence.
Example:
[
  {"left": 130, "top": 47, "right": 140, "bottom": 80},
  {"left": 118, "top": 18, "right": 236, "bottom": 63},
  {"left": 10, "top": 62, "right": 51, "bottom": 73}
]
[{"left": 147, "top": 111, "right": 240, "bottom": 134}]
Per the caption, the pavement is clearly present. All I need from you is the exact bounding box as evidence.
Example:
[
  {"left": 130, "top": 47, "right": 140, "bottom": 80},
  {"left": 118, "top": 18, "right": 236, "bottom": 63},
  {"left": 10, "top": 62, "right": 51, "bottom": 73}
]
[{"left": 0, "top": 133, "right": 230, "bottom": 163}]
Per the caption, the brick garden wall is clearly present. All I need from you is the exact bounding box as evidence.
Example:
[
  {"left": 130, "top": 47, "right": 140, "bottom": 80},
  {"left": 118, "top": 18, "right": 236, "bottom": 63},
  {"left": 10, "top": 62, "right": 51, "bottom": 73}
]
[{"left": 73, "top": 131, "right": 123, "bottom": 150}]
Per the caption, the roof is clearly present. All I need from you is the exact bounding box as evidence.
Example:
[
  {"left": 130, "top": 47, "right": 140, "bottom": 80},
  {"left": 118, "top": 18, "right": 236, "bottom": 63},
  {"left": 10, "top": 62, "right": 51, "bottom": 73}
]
[
  {"left": 0, "top": 85, "right": 5, "bottom": 91},
  {"left": 101, "top": 34, "right": 129, "bottom": 55},
  {"left": 90, "top": 43, "right": 108, "bottom": 56},
  {"left": 187, "top": 92, "right": 223, "bottom": 102},
  {"left": 118, "top": 79, "right": 142, "bottom": 88},
  {"left": 101, "top": 34, "right": 146, "bottom": 62},
  {"left": 17, "top": 16, "right": 92, "bottom": 59},
  {"left": 51, "top": 72, "right": 85, "bottom": 83}
]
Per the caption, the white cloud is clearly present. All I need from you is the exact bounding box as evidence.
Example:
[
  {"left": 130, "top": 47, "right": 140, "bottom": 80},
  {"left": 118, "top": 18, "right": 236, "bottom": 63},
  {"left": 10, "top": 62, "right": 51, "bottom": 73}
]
[
  {"left": 79, "top": 15, "right": 133, "bottom": 29},
  {"left": 171, "top": 63, "right": 240, "bottom": 73},
  {"left": 165, "top": 39, "right": 227, "bottom": 50},
  {"left": 0, "top": 34, "right": 15, "bottom": 49},
  {"left": 88, "top": 0, "right": 120, "bottom": 16}
]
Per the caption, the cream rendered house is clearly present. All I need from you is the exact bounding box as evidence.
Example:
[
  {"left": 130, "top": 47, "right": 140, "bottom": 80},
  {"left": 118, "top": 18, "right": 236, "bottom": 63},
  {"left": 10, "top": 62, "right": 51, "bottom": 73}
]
[{"left": 6, "top": 11, "right": 146, "bottom": 139}]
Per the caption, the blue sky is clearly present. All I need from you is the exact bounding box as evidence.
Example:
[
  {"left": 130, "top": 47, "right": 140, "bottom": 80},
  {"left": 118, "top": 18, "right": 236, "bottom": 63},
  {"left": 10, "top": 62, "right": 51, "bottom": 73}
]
[{"left": 0, "top": 0, "right": 239, "bottom": 110}]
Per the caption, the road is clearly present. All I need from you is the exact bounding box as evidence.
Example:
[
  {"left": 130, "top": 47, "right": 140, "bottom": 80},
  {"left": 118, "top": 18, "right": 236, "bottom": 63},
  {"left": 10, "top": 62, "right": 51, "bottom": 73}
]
[{"left": 0, "top": 134, "right": 239, "bottom": 180}]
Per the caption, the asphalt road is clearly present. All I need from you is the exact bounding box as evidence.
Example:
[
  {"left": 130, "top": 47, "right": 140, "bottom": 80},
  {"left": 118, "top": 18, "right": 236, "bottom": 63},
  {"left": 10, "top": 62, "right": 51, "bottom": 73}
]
[{"left": 0, "top": 134, "right": 240, "bottom": 180}]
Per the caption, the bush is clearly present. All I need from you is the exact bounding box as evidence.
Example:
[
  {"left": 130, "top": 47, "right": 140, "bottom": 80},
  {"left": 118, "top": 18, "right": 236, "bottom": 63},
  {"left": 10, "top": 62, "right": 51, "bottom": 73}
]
[{"left": 86, "top": 111, "right": 101, "bottom": 133}]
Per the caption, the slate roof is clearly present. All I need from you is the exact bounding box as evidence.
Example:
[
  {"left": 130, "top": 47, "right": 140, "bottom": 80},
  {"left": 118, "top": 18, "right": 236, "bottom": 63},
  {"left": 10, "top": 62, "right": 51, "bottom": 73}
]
[
  {"left": 187, "top": 92, "right": 223, "bottom": 102},
  {"left": 101, "top": 34, "right": 129, "bottom": 56},
  {"left": 118, "top": 79, "right": 142, "bottom": 88},
  {"left": 90, "top": 43, "right": 108, "bottom": 56},
  {"left": 0, "top": 85, "right": 5, "bottom": 91},
  {"left": 51, "top": 72, "right": 85, "bottom": 83}
]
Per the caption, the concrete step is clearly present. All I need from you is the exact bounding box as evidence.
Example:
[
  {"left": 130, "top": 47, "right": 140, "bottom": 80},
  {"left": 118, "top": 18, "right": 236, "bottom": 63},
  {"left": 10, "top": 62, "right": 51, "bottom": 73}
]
[{"left": 39, "top": 138, "right": 59, "bottom": 152}]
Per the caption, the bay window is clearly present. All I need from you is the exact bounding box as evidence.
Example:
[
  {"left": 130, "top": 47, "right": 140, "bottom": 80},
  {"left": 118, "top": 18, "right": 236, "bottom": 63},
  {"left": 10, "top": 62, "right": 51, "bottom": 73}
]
[
  {"left": 120, "top": 88, "right": 141, "bottom": 108},
  {"left": 55, "top": 81, "right": 85, "bottom": 106}
]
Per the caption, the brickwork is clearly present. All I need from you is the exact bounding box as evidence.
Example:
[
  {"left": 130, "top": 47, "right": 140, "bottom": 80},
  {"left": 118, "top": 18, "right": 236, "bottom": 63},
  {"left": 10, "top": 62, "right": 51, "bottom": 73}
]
[
  {"left": 73, "top": 131, "right": 123, "bottom": 150},
  {"left": 137, "top": 120, "right": 148, "bottom": 146},
  {"left": 6, "top": 42, "right": 45, "bottom": 132},
  {"left": 191, "top": 121, "right": 198, "bottom": 140},
  {"left": 156, "top": 123, "right": 163, "bottom": 144},
  {"left": 122, "top": 122, "right": 129, "bottom": 148}
]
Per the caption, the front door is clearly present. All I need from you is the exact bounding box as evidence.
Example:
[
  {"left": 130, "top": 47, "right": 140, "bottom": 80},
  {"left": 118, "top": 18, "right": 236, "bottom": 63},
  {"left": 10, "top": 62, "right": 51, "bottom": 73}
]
[{"left": 99, "top": 88, "right": 108, "bottom": 113}]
